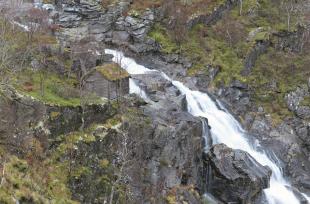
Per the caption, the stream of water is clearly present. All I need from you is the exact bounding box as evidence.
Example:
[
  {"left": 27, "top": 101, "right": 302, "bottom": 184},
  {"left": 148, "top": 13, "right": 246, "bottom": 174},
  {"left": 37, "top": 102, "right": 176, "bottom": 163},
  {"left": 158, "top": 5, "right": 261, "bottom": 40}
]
[{"left": 105, "top": 49, "right": 310, "bottom": 204}]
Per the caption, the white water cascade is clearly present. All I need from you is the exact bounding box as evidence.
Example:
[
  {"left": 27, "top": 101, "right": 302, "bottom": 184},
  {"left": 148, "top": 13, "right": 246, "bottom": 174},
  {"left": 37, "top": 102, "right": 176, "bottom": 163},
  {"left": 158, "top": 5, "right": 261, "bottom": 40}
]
[{"left": 105, "top": 49, "right": 310, "bottom": 204}]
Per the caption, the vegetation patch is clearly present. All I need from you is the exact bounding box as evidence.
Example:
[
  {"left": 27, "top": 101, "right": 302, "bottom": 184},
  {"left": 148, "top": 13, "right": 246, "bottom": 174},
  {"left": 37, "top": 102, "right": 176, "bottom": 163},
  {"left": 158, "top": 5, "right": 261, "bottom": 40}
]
[
  {"left": 148, "top": 24, "right": 179, "bottom": 54},
  {"left": 103, "top": 115, "right": 122, "bottom": 129},
  {"left": 49, "top": 122, "right": 127, "bottom": 204},
  {"left": 13, "top": 69, "right": 81, "bottom": 106},
  {"left": 96, "top": 63, "right": 129, "bottom": 81},
  {"left": 248, "top": 47, "right": 310, "bottom": 123},
  {"left": 0, "top": 148, "right": 77, "bottom": 204},
  {"left": 300, "top": 96, "right": 310, "bottom": 107},
  {"left": 148, "top": 0, "right": 309, "bottom": 124},
  {"left": 149, "top": 23, "right": 244, "bottom": 84}
]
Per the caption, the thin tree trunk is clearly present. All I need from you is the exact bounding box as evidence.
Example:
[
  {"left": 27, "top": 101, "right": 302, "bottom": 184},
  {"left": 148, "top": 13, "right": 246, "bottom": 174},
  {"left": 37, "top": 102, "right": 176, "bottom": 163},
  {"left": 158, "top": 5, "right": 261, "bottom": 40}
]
[
  {"left": 109, "top": 185, "right": 115, "bottom": 204},
  {"left": 0, "top": 162, "right": 6, "bottom": 187},
  {"left": 79, "top": 81, "right": 85, "bottom": 131}
]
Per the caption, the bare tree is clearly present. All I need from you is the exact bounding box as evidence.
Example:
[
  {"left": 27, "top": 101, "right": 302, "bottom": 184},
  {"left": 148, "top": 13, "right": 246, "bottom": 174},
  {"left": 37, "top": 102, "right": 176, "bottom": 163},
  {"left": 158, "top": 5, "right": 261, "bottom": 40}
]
[
  {"left": 0, "top": 1, "right": 52, "bottom": 85},
  {"left": 0, "top": 0, "right": 24, "bottom": 82},
  {"left": 25, "top": 7, "right": 50, "bottom": 41},
  {"left": 282, "top": 0, "right": 304, "bottom": 31},
  {"left": 108, "top": 118, "right": 135, "bottom": 204},
  {"left": 284, "top": 0, "right": 294, "bottom": 31},
  {"left": 70, "top": 37, "right": 102, "bottom": 130}
]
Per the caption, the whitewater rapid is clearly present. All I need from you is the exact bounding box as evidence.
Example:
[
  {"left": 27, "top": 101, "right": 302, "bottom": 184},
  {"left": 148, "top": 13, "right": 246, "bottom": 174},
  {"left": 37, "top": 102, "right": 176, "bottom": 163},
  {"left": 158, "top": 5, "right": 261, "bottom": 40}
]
[{"left": 105, "top": 49, "right": 310, "bottom": 204}]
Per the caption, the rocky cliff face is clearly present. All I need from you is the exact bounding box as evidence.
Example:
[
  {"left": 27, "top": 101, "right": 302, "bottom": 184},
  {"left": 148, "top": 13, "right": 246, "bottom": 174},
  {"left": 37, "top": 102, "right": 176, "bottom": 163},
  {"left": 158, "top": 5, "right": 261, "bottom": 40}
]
[
  {"left": 1, "top": 0, "right": 310, "bottom": 203},
  {"left": 0, "top": 84, "right": 115, "bottom": 150},
  {"left": 56, "top": 0, "right": 158, "bottom": 53},
  {"left": 55, "top": 0, "right": 310, "bottom": 201},
  {"left": 124, "top": 72, "right": 206, "bottom": 203}
]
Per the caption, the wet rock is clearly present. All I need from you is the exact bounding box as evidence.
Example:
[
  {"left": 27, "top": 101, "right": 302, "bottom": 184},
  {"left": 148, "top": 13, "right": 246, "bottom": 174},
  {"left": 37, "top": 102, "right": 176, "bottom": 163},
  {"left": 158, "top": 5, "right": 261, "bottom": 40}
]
[
  {"left": 249, "top": 116, "right": 310, "bottom": 194},
  {"left": 162, "top": 54, "right": 179, "bottom": 63},
  {"left": 206, "top": 143, "right": 272, "bottom": 203},
  {"left": 121, "top": 93, "right": 206, "bottom": 203},
  {"left": 291, "top": 187, "right": 310, "bottom": 204},
  {"left": 112, "top": 70, "right": 209, "bottom": 202},
  {"left": 209, "top": 66, "right": 220, "bottom": 81}
]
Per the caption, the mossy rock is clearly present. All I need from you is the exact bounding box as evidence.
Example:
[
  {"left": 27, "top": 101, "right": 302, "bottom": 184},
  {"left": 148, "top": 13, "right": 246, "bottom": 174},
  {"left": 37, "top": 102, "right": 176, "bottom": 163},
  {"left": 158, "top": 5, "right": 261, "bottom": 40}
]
[{"left": 96, "top": 63, "right": 129, "bottom": 81}]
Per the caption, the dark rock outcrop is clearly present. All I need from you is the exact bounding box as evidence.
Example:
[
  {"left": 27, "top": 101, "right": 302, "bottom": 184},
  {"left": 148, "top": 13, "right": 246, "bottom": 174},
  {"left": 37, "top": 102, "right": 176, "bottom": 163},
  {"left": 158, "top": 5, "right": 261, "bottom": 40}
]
[
  {"left": 0, "top": 85, "right": 115, "bottom": 151},
  {"left": 187, "top": 0, "right": 238, "bottom": 29},
  {"left": 118, "top": 72, "right": 207, "bottom": 202},
  {"left": 205, "top": 143, "right": 272, "bottom": 204},
  {"left": 55, "top": 0, "right": 158, "bottom": 53},
  {"left": 273, "top": 27, "right": 308, "bottom": 53},
  {"left": 285, "top": 85, "right": 310, "bottom": 119},
  {"left": 242, "top": 40, "right": 270, "bottom": 76}
]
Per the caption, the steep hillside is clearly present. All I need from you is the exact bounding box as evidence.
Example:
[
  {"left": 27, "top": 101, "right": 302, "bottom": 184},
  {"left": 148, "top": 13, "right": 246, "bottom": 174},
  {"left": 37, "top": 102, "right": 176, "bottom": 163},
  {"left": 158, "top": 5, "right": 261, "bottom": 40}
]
[{"left": 0, "top": 0, "right": 310, "bottom": 203}]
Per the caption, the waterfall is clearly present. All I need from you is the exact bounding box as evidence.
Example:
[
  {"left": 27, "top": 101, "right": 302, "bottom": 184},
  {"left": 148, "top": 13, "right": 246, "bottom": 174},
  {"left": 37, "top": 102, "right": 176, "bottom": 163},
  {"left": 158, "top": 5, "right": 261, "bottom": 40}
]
[
  {"left": 129, "top": 78, "right": 149, "bottom": 101},
  {"left": 105, "top": 49, "right": 310, "bottom": 204}
]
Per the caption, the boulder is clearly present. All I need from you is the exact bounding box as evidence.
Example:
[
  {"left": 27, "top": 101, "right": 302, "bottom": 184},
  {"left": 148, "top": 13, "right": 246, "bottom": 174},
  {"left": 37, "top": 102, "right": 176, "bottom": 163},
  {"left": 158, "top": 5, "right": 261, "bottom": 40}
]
[{"left": 206, "top": 143, "right": 272, "bottom": 203}]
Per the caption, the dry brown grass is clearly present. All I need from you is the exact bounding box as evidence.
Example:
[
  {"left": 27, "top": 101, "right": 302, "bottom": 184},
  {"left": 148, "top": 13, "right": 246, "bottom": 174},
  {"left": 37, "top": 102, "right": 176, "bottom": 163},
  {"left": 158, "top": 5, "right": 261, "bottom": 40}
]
[{"left": 130, "top": 0, "right": 163, "bottom": 11}]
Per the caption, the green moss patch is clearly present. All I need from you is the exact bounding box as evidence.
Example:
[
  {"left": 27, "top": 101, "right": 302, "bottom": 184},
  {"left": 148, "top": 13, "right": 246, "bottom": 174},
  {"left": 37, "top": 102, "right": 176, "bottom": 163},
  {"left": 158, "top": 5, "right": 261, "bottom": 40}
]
[
  {"left": 148, "top": 24, "right": 179, "bottom": 54},
  {"left": 96, "top": 63, "right": 129, "bottom": 81}
]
